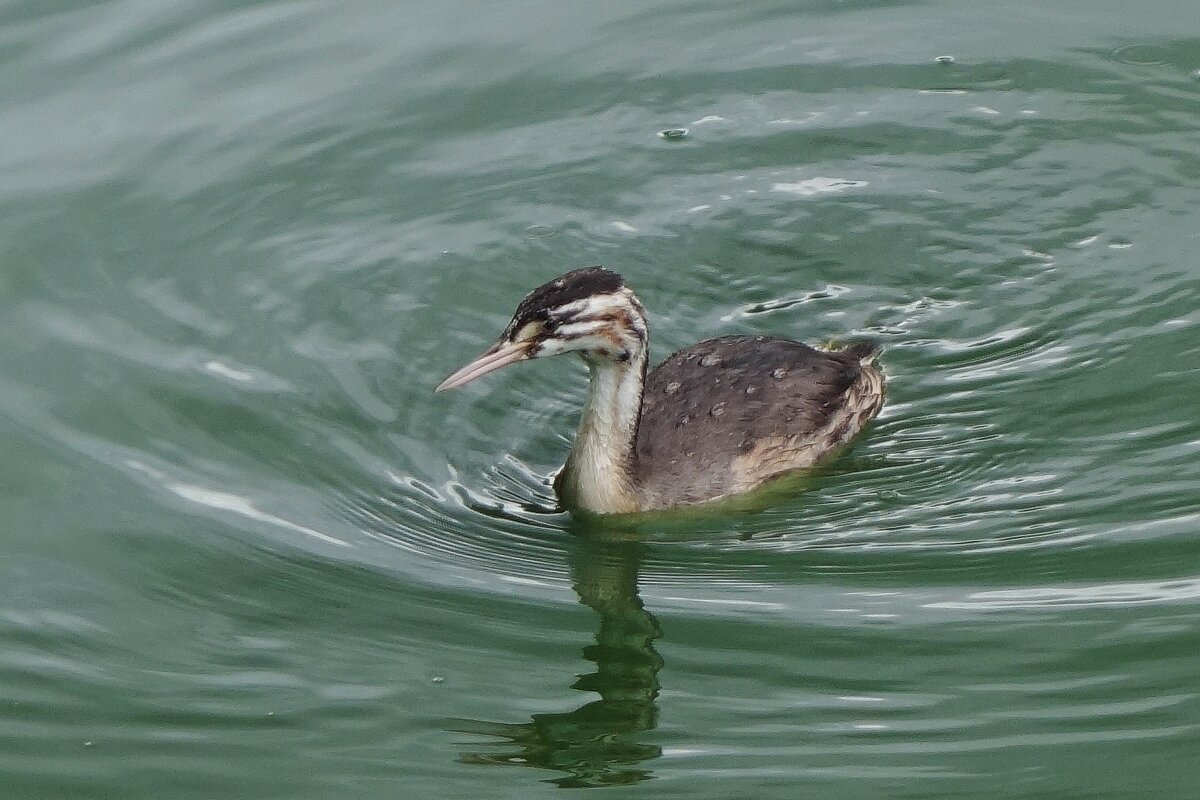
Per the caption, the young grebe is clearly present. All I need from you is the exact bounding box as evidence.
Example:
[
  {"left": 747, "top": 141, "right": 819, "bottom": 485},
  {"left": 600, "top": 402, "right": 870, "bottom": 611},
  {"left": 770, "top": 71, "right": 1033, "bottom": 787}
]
[{"left": 436, "top": 267, "right": 885, "bottom": 515}]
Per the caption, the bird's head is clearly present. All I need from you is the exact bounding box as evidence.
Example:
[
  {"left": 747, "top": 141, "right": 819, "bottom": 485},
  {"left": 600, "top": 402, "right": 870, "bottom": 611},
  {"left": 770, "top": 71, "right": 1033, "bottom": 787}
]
[{"left": 435, "top": 266, "right": 647, "bottom": 392}]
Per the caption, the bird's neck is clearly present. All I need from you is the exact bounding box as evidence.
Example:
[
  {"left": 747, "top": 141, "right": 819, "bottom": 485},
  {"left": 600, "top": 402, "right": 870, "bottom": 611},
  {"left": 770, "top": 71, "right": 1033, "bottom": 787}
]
[{"left": 559, "top": 348, "right": 647, "bottom": 514}]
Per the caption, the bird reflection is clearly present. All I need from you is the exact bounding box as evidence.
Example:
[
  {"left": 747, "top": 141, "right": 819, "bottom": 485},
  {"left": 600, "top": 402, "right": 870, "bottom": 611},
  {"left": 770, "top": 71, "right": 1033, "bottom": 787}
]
[{"left": 452, "top": 530, "right": 663, "bottom": 788}]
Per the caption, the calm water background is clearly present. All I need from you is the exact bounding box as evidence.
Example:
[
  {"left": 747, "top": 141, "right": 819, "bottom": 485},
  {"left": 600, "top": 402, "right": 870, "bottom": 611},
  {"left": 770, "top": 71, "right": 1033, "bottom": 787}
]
[{"left": 2, "top": 0, "right": 1199, "bottom": 796}]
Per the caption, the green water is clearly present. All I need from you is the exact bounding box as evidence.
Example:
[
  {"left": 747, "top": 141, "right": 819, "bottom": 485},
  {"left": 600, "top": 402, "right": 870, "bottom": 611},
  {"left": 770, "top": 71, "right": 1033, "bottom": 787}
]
[{"left": 3, "top": 0, "right": 1199, "bottom": 796}]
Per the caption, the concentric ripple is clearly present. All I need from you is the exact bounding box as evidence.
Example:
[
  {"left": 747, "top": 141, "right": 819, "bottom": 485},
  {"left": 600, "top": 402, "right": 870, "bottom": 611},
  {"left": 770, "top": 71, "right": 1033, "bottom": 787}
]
[{"left": 2, "top": 1, "right": 1199, "bottom": 797}]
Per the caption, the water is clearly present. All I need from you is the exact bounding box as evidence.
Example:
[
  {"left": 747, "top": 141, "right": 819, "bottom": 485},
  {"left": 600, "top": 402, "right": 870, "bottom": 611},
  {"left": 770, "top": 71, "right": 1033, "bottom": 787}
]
[{"left": 2, "top": 0, "right": 1199, "bottom": 796}]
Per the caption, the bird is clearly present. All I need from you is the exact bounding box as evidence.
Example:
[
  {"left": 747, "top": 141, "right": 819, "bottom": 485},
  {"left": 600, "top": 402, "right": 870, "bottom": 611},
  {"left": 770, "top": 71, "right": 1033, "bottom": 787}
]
[{"left": 435, "top": 267, "right": 885, "bottom": 515}]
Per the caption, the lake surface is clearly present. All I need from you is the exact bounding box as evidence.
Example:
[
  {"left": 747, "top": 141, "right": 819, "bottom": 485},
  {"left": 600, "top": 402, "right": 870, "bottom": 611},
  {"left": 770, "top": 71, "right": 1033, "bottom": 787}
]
[{"left": 2, "top": 0, "right": 1199, "bottom": 796}]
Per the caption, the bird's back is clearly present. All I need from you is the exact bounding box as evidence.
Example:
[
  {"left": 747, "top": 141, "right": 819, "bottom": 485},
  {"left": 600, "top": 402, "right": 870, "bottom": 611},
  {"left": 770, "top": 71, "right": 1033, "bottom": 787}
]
[{"left": 633, "top": 335, "right": 883, "bottom": 508}]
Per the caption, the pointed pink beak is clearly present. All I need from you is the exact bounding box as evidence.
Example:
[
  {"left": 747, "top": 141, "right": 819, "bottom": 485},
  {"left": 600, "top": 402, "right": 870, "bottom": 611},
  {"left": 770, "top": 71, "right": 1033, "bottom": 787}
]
[{"left": 435, "top": 340, "right": 534, "bottom": 392}]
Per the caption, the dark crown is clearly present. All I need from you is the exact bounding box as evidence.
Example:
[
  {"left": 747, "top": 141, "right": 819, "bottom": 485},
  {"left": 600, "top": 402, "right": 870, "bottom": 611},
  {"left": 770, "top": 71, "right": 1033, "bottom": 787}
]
[{"left": 509, "top": 267, "right": 625, "bottom": 327}]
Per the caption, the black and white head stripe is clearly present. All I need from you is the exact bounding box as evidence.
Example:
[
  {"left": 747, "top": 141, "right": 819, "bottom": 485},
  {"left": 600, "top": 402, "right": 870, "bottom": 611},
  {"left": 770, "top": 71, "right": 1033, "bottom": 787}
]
[
  {"left": 504, "top": 267, "right": 623, "bottom": 333},
  {"left": 504, "top": 267, "right": 647, "bottom": 361}
]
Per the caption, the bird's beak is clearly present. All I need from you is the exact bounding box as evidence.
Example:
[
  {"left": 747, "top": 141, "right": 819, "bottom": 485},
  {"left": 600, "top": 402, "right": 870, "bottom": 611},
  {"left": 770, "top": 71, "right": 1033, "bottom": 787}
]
[{"left": 435, "top": 340, "right": 534, "bottom": 392}]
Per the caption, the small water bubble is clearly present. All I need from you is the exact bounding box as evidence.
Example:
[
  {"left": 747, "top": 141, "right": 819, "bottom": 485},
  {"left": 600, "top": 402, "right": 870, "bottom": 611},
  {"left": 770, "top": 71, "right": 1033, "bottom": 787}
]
[
  {"left": 84, "top": 741, "right": 93, "bottom": 747},
  {"left": 699, "top": 354, "right": 722, "bottom": 367},
  {"left": 431, "top": 675, "right": 446, "bottom": 684},
  {"left": 934, "top": 55, "right": 955, "bottom": 65},
  {"left": 657, "top": 128, "right": 690, "bottom": 140},
  {"left": 1110, "top": 44, "right": 1171, "bottom": 66},
  {"left": 524, "top": 224, "right": 556, "bottom": 239}
]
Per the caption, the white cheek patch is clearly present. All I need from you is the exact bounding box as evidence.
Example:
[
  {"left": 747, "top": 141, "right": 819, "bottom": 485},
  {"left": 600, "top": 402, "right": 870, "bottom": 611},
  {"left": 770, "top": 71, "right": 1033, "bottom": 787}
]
[
  {"left": 537, "top": 339, "right": 568, "bottom": 357},
  {"left": 537, "top": 288, "right": 646, "bottom": 361},
  {"left": 556, "top": 320, "right": 605, "bottom": 338}
]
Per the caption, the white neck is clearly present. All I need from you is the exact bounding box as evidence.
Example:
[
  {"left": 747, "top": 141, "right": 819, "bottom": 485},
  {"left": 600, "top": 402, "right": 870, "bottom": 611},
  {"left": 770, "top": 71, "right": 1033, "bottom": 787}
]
[{"left": 558, "top": 349, "right": 647, "bottom": 514}]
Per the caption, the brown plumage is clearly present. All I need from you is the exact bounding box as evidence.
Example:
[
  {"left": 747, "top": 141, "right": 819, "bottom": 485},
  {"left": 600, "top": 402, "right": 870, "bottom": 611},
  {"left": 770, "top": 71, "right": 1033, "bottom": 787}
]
[
  {"left": 634, "top": 336, "right": 883, "bottom": 507},
  {"left": 436, "top": 267, "right": 885, "bottom": 515}
]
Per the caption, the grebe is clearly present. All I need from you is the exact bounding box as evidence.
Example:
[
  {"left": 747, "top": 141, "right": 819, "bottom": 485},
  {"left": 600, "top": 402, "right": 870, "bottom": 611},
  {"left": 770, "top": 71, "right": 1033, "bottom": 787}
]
[{"left": 436, "top": 267, "right": 885, "bottom": 515}]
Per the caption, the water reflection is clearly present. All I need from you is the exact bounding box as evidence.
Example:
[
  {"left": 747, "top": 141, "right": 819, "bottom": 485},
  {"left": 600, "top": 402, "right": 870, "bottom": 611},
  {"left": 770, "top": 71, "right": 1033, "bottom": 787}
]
[{"left": 454, "top": 531, "right": 663, "bottom": 788}]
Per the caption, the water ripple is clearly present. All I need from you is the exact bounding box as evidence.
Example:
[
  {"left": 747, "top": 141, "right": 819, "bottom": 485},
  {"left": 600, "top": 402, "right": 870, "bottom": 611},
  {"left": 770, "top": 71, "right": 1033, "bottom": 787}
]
[
  {"left": 927, "top": 577, "right": 1200, "bottom": 610},
  {"left": 2, "top": 3, "right": 1200, "bottom": 795}
]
